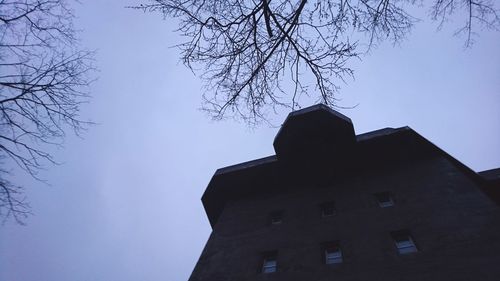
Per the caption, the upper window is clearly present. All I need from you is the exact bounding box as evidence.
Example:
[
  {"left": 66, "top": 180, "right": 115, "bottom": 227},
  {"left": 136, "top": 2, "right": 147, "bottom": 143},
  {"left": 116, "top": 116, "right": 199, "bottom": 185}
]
[
  {"left": 268, "top": 210, "right": 283, "bottom": 225},
  {"left": 391, "top": 230, "right": 418, "bottom": 254},
  {"left": 374, "top": 192, "right": 394, "bottom": 208},
  {"left": 323, "top": 241, "right": 343, "bottom": 264},
  {"left": 261, "top": 252, "right": 278, "bottom": 273},
  {"left": 320, "top": 201, "right": 336, "bottom": 217}
]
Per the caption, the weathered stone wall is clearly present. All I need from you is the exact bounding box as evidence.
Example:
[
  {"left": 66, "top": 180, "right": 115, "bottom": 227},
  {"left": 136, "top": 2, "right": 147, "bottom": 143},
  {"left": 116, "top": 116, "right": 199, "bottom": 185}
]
[{"left": 189, "top": 156, "right": 500, "bottom": 281}]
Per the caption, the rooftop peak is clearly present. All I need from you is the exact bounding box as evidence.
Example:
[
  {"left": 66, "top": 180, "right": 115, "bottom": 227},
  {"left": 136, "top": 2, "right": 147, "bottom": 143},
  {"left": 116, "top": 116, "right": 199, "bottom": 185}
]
[{"left": 273, "top": 104, "right": 356, "bottom": 159}]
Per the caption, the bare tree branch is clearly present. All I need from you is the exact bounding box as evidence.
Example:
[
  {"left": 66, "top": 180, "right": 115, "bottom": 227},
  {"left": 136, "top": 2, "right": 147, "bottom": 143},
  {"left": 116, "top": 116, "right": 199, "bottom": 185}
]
[
  {"left": 133, "top": 0, "right": 498, "bottom": 124},
  {"left": 0, "top": 0, "right": 95, "bottom": 224},
  {"left": 431, "top": 0, "right": 499, "bottom": 47}
]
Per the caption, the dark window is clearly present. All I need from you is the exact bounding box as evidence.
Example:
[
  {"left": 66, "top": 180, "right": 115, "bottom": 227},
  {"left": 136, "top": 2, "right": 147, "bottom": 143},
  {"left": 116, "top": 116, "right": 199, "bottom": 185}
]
[
  {"left": 268, "top": 210, "right": 283, "bottom": 225},
  {"left": 320, "top": 201, "right": 336, "bottom": 217},
  {"left": 261, "top": 251, "right": 278, "bottom": 273},
  {"left": 322, "top": 241, "right": 343, "bottom": 264},
  {"left": 374, "top": 192, "right": 394, "bottom": 208},
  {"left": 391, "top": 230, "right": 418, "bottom": 254}
]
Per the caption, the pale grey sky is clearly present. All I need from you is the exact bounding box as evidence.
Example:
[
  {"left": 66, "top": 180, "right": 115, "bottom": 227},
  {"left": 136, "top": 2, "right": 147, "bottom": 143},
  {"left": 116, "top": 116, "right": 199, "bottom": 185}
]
[{"left": 0, "top": 1, "right": 499, "bottom": 281}]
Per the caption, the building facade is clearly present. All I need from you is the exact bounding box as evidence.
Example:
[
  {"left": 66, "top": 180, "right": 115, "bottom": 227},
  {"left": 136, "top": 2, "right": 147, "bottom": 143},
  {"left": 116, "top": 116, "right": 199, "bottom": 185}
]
[{"left": 189, "top": 105, "right": 500, "bottom": 281}]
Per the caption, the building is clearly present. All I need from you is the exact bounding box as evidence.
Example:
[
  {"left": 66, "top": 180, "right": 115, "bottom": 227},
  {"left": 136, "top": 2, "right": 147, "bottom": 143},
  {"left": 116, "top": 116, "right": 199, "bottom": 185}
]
[{"left": 188, "top": 104, "right": 500, "bottom": 281}]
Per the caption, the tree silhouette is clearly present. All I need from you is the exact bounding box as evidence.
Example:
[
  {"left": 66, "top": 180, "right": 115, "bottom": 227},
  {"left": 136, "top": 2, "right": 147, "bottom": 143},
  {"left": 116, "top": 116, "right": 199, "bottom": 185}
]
[
  {"left": 135, "top": 0, "right": 499, "bottom": 123},
  {"left": 0, "top": 0, "right": 95, "bottom": 224}
]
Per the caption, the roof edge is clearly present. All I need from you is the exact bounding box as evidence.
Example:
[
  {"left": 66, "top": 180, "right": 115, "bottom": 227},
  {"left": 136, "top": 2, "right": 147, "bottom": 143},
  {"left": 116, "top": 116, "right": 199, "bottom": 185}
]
[{"left": 215, "top": 155, "right": 277, "bottom": 176}]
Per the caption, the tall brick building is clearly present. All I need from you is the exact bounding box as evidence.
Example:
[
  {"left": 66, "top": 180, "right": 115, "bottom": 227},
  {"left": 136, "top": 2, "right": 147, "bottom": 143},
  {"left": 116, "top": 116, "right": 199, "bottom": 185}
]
[{"left": 189, "top": 104, "right": 500, "bottom": 281}]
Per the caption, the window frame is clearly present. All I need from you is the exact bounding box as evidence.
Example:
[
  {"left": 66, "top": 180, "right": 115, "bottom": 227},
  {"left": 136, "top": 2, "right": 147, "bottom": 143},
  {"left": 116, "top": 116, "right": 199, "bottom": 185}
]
[
  {"left": 322, "top": 241, "right": 343, "bottom": 265},
  {"left": 268, "top": 210, "right": 284, "bottom": 225},
  {"left": 391, "top": 230, "right": 418, "bottom": 254},
  {"left": 261, "top": 251, "right": 278, "bottom": 273},
  {"left": 320, "top": 201, "right": 336, "bottom": 217},
  {"left": 374, "top": 192, "right": 394, "bottom": 208}
]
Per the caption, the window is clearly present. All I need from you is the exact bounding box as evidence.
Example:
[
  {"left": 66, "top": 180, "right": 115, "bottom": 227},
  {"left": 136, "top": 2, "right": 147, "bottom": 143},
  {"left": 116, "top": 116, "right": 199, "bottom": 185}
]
[
  {"left": 261, "top": 252, "right": 278, "bottom": 273},
  {"left": 391, "top": 230, "right": 418, "bottom": 254},
  {"left": 374, "top": 192, "right": 394, "bottom": 208},
  {"left": 320, "top": 201, "right": 336, "bottom": 217},
  {"left": 322, "top": 241, "right": 343, "bottom": 264},
  {"left": 268, "top": 210, "right": 283, "bottom": 225}
]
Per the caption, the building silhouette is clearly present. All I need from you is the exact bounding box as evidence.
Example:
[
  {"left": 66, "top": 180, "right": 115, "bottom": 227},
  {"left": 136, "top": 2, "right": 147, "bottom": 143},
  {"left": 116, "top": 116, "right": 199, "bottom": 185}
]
[{"left": 189, "top": 104, "right": 500, "bottom": 281}]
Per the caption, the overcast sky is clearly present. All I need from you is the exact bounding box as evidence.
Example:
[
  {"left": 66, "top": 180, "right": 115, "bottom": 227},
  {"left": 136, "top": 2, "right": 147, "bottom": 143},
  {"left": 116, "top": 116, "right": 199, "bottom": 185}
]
[{"left": 1, "top": 1, "right": 499, "bottom": 281}]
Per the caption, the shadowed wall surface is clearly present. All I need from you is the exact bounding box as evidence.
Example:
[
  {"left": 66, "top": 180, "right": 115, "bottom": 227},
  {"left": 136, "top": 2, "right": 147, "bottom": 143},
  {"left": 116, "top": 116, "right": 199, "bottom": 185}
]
[{"left": 189, "top": 106, "right": 500, "bottom": 281}]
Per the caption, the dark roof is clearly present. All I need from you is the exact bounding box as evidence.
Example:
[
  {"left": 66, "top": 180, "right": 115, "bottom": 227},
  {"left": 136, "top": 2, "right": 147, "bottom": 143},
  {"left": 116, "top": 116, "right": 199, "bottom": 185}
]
[
  {"left": 356, "top": 127, "right": 410, "bottom": 141},
  {"left": 479, "top": 168, "right": 500, "bottom": 182},
  {"left": 478, "top": 168, "right": 500, "bottom": 205},
  {"left": 273, "top": 104, "right": 355, "bottom": 158},
  {"left": 283, "top": 104, "right": 352, "bottom": 123},
  {"left": 213, "top": 127, "right": 410, "bottom": 176},
  {"left": 201, "top": 105, "right": 497, "bottom": 228},
  {"left": 215, "top": 155, "right": 277, "bottom": 176}
]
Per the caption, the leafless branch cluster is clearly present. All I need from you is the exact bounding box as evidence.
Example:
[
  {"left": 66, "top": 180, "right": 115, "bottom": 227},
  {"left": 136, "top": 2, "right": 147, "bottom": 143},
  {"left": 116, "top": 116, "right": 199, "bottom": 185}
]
[
  {"left": 135, "top": 0, "right": 498, "bottom": 123},
  {"left": 431, "top": 0, "right": 499, "bottom": 46},
  {"left": 0, "top": 0, "right": 95, "bottom": 224}
]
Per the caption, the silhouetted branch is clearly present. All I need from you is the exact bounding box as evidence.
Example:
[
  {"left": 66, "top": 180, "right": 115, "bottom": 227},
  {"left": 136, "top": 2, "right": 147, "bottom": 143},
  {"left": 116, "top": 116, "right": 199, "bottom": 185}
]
[
  {"left": 431, "top": 0, "right": 499, "bottom": 47},
  {"left": 0, "top": 161, "right": 30, "bottom": 224},
  {"left": 134, "top": 0, "right": 498, "bottom": 123},
  {"left": 0, "top": 0, "right": 95, "bottom": 224}
]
